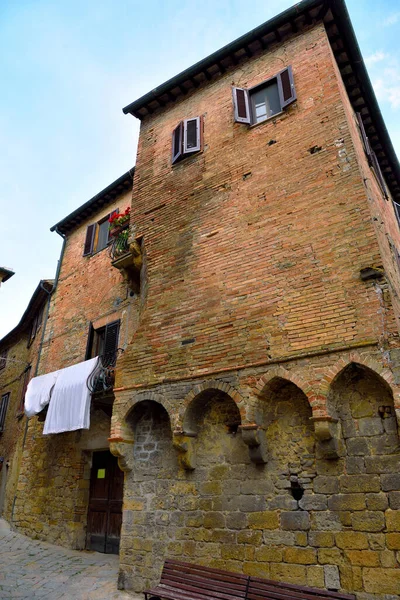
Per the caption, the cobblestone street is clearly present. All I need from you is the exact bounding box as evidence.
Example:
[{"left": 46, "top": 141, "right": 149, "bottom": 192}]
[{"left": 0, "top": 519, "right": 139, "bottom": 599}]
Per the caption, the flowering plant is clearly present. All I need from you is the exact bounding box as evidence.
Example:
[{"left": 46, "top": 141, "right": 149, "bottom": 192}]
[{"left": 109, "top": 206, "right": 131, "bottom": 229}]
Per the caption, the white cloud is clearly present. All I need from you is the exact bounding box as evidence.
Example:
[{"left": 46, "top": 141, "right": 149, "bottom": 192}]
[
  {"left": 365, "top": 51, "right": 387, "bottom": 67},
  {"left": 383, "top": 12, "right": 400, "bottom": 27}
]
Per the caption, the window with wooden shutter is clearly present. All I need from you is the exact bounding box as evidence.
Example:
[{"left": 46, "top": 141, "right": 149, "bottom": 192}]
[
  {"left": 0, "top": 393, "right": 10, "bottom": 432},
  {"left": 357, "top": 112, "right": 388, "bottom": 198},
  {"left": 17, "top": 366, "right": 31, "bottom": 416},
  {"left": 83, "top": 224, "right": 96, "bottom": 256},
  {"left": 0, "top": 349, "right": 7, "bottom": 371},
  {"left": 232, "top": 88, "right": 251, "bottom": 124},
  {"left": 232, "top": 65, "right": 296, "bottom": 125},
  {"left": 172, "top": 118, "right": 202, "bottom": 164},
  {"left": 104, "top": 320, "right": 120, "bottom": 365},
  {"left": 183, "top": 117, "right": 201, "bottom": 153},
  {"left": 277, "top": 66, "right": 296, "bottom": 108}
]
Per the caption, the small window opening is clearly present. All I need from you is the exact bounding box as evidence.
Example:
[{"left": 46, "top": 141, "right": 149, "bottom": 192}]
[{"left": 290, "top": 480, "right": 304, "bottom": 501}]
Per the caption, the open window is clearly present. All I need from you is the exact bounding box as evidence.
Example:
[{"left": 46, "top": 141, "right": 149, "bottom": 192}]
[
  {"left": 0, "top": 348, "right": 7, "bottom": 372},
  {"left": 232, "top": 66, "right": 296, "bottom": 125},
  {"left": 17, "top": 366, "right": 31, "bottom": 417},
  {"left": 83, "top": 209, "right": 119, "bottom": 257},
  {"left": 28, "top": 305, "right": 44, "bottom": 347},
  {"left": 172, "top": 117, "right": 202, "bottom": 164},
  {"left": 0, "top": 393, "right": 10, "bottom": 432},
  {"left": 85, "top": 320, "right": 120, "bottom": 366},
  {"left": 356, "top": 112, "right": 388, "bottom": 199}
]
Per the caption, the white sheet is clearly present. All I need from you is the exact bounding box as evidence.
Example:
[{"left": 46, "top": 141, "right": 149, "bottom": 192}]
[
  {"left": 24, "top": 370, "right": 59, "bottom": 417},
  {"left": 43, "top": 356, "right": 99, "bottom": 435}
]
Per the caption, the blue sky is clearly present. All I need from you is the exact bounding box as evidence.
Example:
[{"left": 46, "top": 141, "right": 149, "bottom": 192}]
[{"left": 0, "top": 0, "right": 399, "bottom": 338}]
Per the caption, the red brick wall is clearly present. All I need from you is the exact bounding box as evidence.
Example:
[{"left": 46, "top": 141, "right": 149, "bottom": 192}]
[{"left": 118, "top": 23, "right": 393, "bottom": 386}]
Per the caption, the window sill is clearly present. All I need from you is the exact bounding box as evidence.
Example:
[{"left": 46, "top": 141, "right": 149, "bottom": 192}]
[
  {"left": 172, "top": 151, "right": 202, "bottom": 168},
  {"left": 249, "top": 111, "right": 285, "bottom": 129}
]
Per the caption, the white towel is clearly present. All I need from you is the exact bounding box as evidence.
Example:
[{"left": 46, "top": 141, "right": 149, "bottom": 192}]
[
  {"left": 43, "top": 357, "right": 99, "bottom": 435},
  {"left": 25, "top": 370, "right": 59, "bottom": 417}
]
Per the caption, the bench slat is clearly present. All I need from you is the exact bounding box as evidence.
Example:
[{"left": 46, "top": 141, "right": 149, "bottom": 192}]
[{"left": 248, "top": 577, "right": 355, "bottom": 600}]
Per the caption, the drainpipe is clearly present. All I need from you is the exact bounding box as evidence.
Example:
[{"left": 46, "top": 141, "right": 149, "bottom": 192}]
[{"left": 10, "top": 228, "right": 66, "bottom": 524}]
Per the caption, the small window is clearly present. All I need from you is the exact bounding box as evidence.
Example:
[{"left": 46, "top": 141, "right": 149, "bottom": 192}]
[
  {"left": 0, "top": 393, "right": 10, "bottom": 432},
  {"left": 0, "top": 349, "right": 7, "bottom": 371},
  {"left": 172, "top": 117, "right": 202, "bottom": 165},
  {"left": 17, "top": 366, "right": 31, "bottom": 416},
  {"left": 85, "top": 320, "right": 120, "bottom": 366},
  {"left": 83, "top": 210, "right": 119, "bottom": 257},
  {"left": 232, "top": 66, "right": 296, "bottom": 125},
  {"left": 356, "top": 112, "right": 388, "bottom": 199},
  {"left": 28, "top": 305, "right": 44, "bottom": 347}
]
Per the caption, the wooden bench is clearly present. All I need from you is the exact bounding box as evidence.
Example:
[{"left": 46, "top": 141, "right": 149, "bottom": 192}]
[
  {"left": 144, "top": 559, "right": 356, "bottom": 600},
  {"left": 143, "top": 559, "right": 250, "bottom": 600},
  {"left": 247, "top": 576, "right": 356, "bottom": 600}
]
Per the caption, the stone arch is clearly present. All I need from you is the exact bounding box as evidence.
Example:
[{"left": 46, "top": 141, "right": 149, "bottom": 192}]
[
  {"left": 321, "top": 352, "right": 396, "bottom": 398},
  {"left": 255, "top": 373, "right": 316, "bottom": 473},
  {"left": 255, "top": 367, "right": 324, "bottom": 417},
  {"left": 120, "top": 391, "right": 176, "bottom": 438},
  {"left": 327, "top": 360, "right": 399, "bottom": 455},
  {"left": 178, "top": 380, "right": 246, "bottom": 432}
]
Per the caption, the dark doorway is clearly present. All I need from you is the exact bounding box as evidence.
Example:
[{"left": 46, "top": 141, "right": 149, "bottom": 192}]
[{"left": 86, "top": 450, "right": 123, "bottom": 554}]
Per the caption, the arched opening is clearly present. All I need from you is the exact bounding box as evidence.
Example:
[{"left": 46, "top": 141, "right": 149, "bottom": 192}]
[
  {"left": 184, "top": 389, "right": 244, "bottom": 467},
  {"left": 127, "top": 400, "right": 176, "bottom": 474},
  {"left": 328, "top": 363, "right": 399, "bottom": 455}
]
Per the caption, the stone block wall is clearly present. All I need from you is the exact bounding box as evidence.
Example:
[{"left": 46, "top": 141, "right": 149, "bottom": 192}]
[{"left": 113, "top": 350, "right": 400, "bottom": 597}]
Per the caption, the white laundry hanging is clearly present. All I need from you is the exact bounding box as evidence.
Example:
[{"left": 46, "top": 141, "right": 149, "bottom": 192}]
[
  {"left": 43, "top": 356, "right": 99, "bottom": 435},
  {"left": 24, "top": 370, "right": 59, "bottom": 417}
]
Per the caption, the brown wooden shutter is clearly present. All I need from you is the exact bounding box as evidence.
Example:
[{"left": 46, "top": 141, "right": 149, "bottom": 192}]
[
  {"left": 107, "top": 209, "right": 119, "bottom": 243},
  {"left": 83, "top": 224, "right": 96, "bottom": 256},
  {"left": 277, "top": 66, "right": 296, "bottom": 108},
  {"left": 232, "top": 87, "right": 251, "bottom": 123},
  {"left": 183, "top": 117, "right": 201, "bottom": 154},
  {"left": 103, "top": 320, "right": 120, "bottom": 365},
  {"left": 0, "top": 393, "right": 10, "bottom": 432},
  {"left": 85, "top": 322, "right": 95, "bottom": 360},
  {"left": 18, "top": 366, "right": 31, "bottom": 415},
  {"left": 172, "top": 122, "right": 183, "bottom": 164},
  {"left": 356, "top": 112, "right": 372, "bottom": 160},
  {"left": 370, "top": 150, "right": 388, "bottom": 198}
]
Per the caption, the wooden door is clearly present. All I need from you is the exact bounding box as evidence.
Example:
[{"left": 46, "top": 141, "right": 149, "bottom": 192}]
[{"left": 86, "top": 451, "right": 123, "bottom": 554}]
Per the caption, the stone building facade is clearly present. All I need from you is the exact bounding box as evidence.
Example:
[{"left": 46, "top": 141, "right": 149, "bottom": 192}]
[
  {"left": 3, "top": 0, "right": 400, "bottom": 598},
  {"left": 10, "top": 170, "right": 135, "bottom": 550},
  {"left": 0, "top": 280, "right": 53, "bottom": 521},
  {"left": 109, "top": 0, "right": 400, "bottom": 596}
]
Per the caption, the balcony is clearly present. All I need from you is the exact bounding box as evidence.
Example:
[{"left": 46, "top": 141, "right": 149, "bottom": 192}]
[
  {"left": 87, "top": 350, "right": 123, "bottom": 414},
  {"left": 108, "top": 225, "right": 142, "bottom": 292}
]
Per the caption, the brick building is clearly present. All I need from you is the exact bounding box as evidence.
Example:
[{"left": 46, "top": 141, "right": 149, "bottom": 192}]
[
  {"left": 8, "top": 170, "right": 136, "bottom": 552},
  {"left": 107, "top": 0, "right": 400, "bottom": 596},
  {"left": 4, "top": 0, "right": 400, "bottom": 597},
  {"left": 0, "top": 279, "right": 53, "bottom": 520}
]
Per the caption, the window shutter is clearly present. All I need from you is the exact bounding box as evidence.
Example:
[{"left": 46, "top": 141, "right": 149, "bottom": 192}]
[
  {"left": 183, "top": 117, "right": 201, "bottom": 154},
  {"left": 83, "top": 224, "right": 96, "bottom": 256},
  {"left": 277, "top": 66, "right": 296, "bottom": 108},
  {"left": 172, "top": 122, "right": 183, "bottom": 164},
  {"left": 0, "top": 393, "right": 10, "bottom": 432},
  {"left": 232, "top": 87, "right": 251, "bottom": 124},
  {"left": 107, "top": 209, "right": 119, "bottom": 243},
  {"left": 85, "top": 322, "right": 94, "bottom": 360},
  {"left": 356, "top": 112, "right": 372, "bottom": 160},
  {"left": 18, "top": 366, "right": 31, "bottom": 415},
  {"left": 370, "top": 150, "right": 388, "bottom": 198},
  {"left": 103, "top": 320, "right": 120, "bottom": 365},
  {"left": 394, "top": 202, "right": 400, "bottom": 228}
]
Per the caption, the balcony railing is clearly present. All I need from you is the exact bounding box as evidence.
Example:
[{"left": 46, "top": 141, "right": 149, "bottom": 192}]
[
  {"left": 86, "top": 350, "right": 123, "bottom": 394},
  {"left": 108, "top": 224, "right": 130, "bottom": 261}
]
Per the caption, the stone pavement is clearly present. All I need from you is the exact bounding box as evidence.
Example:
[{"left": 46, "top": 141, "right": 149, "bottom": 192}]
[{"left": 0, "top": 519, "right": 141, "bottom": 599}]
